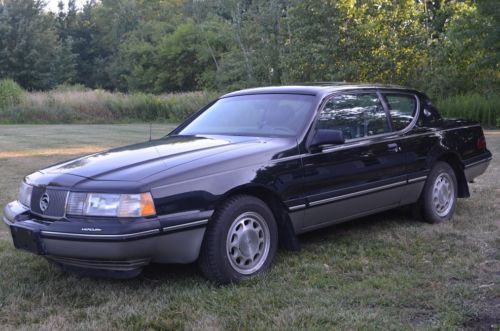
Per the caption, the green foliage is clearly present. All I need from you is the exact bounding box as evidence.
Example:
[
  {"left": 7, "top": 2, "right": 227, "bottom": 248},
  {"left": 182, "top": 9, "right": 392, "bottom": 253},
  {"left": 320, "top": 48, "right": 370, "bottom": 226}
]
[
  {"left": 437, "top": 93, "right": 500, "bottom": 128},
  {"left": 0, "top": 0, "right": 62, "bottom": 90},
  {"left": 285, "top": 0, "right": 426, "bottom": 86},
  {"left": 0, "top": 79, "right": 24, "bottom": 111},
  {"left": 0, "top": 0, "right": 498, "bottom": 106},
  {"left": 424, "top": 2, "right": 499, "bottom": 97}
]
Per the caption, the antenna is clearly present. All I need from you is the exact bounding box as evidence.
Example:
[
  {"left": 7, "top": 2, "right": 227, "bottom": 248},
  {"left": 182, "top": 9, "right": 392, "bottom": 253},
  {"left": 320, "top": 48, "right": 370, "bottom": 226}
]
[{"left": 149, "top": 123, "right": 152, "bottom": 142}]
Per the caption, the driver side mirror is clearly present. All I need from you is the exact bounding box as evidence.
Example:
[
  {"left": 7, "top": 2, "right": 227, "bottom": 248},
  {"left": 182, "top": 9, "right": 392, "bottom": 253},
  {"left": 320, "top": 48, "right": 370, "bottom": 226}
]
[{"left": 310, "top": 129, "right": 345, "bottom": 151}]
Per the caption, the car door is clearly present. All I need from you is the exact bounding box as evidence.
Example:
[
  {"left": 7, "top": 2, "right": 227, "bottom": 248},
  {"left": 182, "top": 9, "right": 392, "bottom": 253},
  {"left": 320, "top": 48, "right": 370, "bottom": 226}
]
[
  {"left": 298, "top": 91, "right": 407, "bottom": 232},
  {"left": 380, "top": 92, "right": 430, "bottom": 205}
]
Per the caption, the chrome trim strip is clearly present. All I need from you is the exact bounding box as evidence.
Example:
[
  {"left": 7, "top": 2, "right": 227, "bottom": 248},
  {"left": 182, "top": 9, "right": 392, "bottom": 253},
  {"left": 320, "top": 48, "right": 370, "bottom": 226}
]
[
  {"left": 441, "top": 124, "right": 481, "bottom": 133},
  {"left": 162, "top": 219, "right": 208, "bottom": 232},
  {"left": 63, "top": 190, "right": 70, "bottom": 218},
  {"left": 30, "top": 210, "right": 65, "bottom": 220},
  {"left": 289, "top": 204, "right": 306, "bottom": 211},
  {"left": 41, "top": 229, "right": 160, "bottom": 239},
  {"left": 309, "top": 181, "right": 407, "bottom": 207},
  {"left": 300, "top": 124, "right": 482, "bottom": 158},
  {"left": 270, "top": 154, "right": 306, "bottom": 163},
  {"left": 321, "top": 140, "right": 371, "bottom": 153},
  {"left": 408, "top": 176, "right": 427, "bottom": 183},
  {"left": 464, "top": 157, "right": 492, "bottom": 168}
]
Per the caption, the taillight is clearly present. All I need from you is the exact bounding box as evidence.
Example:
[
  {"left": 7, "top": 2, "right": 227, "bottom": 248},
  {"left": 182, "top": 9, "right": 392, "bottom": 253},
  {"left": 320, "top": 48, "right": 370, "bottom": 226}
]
[{"left": 476, "top": 136, "right": 487, "bottom": 150}]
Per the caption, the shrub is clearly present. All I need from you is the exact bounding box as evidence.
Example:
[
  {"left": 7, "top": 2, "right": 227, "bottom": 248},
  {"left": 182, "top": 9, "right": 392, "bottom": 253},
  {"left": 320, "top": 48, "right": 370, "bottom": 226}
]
[
  {"left": 0, "top": 79, "right": 24, "bottom": 111},
  {"left": 436, "top": 93, "right": 500, "bottom": 128}
]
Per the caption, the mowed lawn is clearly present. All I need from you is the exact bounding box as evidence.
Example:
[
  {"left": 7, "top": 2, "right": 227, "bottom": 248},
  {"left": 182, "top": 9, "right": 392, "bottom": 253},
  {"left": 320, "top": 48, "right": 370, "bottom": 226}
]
[{"left": 0, "top": 125, "right": 498, "bottom": 330}]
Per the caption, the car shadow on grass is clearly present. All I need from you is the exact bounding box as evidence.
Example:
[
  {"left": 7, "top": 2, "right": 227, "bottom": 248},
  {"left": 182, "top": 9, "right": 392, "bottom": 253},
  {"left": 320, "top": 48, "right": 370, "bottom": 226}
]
[{"left": 140, "top": 262, "right": 201, "bottom": 282}]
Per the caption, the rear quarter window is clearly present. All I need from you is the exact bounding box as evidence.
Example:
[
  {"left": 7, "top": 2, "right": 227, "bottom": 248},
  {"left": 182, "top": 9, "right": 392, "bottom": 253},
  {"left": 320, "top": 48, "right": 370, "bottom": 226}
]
[
  {"left": 384, "top": 94, "right": 417, "bottom": 131},
  {"left": 417, "top": 97, "right": 442, "bottom": 128}
]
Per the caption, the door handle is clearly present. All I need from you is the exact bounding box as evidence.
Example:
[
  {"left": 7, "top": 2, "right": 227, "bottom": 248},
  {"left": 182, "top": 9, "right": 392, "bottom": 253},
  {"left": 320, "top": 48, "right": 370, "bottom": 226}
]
[{"left": 387, "top": 143, "right": 401, "bottom": 153}]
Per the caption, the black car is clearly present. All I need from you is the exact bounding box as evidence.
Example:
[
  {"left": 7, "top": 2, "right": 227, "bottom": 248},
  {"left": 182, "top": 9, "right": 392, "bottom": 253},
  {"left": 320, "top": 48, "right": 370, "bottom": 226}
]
[{"left": 3, "top": 84, "right": 492, "bottom": 283}]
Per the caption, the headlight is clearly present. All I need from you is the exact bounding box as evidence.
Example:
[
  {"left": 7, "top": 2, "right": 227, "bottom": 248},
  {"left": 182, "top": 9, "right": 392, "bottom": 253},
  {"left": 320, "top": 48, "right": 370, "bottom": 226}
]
[
  {"left": 18, "top": 181, "right": 33, "bottom": 208},
  {"left": 66, "top": 192, "right": 156, "bottom": 218}
]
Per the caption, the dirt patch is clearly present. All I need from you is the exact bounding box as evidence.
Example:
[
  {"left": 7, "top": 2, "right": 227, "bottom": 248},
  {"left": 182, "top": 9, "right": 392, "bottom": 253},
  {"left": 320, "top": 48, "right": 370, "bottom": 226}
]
[
  {"left": 464, "top": 316, "right": 500, "bottom": 330},
  {"left": 0, "top": 146, "right": 106, "bottom": 159},
  {"left": 464, "top": 296, "right": 500, "bottom": 330}
]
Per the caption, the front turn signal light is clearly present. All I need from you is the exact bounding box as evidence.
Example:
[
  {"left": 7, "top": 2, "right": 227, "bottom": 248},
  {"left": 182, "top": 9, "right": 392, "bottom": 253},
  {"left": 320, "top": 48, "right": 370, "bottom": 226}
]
[{"left": 139, "top": 192, "right": 156, "bottom": 217}]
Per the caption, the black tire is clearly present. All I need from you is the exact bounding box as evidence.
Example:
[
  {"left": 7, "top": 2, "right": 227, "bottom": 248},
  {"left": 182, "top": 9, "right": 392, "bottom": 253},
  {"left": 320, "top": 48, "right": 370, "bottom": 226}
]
[
  {"left": 420, "top": 161, "right": 458, "bottom": 223},
  {"left": 198, "top": 195, "right": 278, "bottom": 284}
]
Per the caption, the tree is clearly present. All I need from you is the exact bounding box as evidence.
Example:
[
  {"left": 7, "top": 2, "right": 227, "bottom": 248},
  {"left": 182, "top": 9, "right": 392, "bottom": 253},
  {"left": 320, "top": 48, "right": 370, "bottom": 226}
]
[{"left": 0, "top": 0, "right": 61, "bottom": 90}]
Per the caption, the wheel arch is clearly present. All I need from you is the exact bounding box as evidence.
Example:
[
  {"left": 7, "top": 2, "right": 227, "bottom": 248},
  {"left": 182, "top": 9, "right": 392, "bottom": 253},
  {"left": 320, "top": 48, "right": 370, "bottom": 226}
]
[
  {"left": 435, "top": 152, "right": 470, "bottom": 198},
  {"left": 215, "top": 184, "right": 300, "bottom": 251}
]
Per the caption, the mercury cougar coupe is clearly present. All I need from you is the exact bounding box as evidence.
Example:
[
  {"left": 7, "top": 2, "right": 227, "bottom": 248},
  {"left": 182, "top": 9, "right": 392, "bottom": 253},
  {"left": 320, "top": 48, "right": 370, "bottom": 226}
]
[{"left": 3, "top": 84, "right": 492, "bottom": 283}]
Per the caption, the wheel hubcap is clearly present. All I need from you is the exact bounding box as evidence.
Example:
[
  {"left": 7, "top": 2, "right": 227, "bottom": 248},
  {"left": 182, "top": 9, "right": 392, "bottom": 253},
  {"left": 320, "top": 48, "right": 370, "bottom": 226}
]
[
  {"left": 432, "top": 173, "right": 454, "bottom": 217},
  {"left": 226, "top": 211, "right": 270, "bottom": 275}
]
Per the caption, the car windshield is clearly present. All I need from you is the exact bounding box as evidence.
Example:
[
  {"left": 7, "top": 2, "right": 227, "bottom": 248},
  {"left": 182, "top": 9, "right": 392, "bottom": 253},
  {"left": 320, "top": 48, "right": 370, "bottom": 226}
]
[{"left": 178, "top": 94, "right": 315, "bottom": 137}]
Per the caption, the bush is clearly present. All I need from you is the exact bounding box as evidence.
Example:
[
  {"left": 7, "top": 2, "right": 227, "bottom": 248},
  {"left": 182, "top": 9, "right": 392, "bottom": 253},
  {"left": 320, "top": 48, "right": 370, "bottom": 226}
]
[
  {"left": 436, "top": 93, "right": 500, "bottom": 128},
  {"left": 0, "top": 79, "right": 24, "bottom": 111}
]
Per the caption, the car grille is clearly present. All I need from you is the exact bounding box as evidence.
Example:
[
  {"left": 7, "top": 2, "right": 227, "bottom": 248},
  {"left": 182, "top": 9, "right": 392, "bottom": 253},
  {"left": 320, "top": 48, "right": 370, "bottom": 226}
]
[{"left": 30, "top": 187, "right": 68, "bottom": 219}]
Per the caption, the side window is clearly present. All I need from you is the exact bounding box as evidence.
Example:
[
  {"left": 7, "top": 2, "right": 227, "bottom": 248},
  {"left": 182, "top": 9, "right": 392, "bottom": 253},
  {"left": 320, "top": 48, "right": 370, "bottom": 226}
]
[
  {"left": 316, "top": 93, "right": 390, "bottom": 139},
  {"left": 384, "top": 94, "right": 417, "bottom": 131}
]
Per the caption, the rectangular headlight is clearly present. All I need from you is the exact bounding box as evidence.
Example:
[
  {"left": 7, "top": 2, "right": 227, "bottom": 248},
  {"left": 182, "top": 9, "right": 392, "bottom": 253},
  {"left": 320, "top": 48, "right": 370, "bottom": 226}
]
[
  {"left": 66, "top": 192, "right": 156, "bottom": 218},
  {"left": 18, "top": 181, "right": 33, "bottom": 208}
]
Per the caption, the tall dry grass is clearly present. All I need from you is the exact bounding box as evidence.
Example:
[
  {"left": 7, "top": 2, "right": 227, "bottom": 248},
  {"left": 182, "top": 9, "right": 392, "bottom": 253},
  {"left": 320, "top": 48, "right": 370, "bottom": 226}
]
[
  {"left": 1, "top": 81, "right": 499, "bottom": 127},
  {"left": 0, "top": 85, "right": 218, "bottom": 124}
]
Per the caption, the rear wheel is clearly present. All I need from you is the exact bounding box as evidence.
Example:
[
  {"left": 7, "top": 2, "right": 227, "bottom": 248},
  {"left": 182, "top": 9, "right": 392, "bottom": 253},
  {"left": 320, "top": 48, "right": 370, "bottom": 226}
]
[
  {"left": 199, "top": 195, "right": 278, "bottom": 284},
  {"left": 420, "top": 161, "right": 458, "bottom": 223}
]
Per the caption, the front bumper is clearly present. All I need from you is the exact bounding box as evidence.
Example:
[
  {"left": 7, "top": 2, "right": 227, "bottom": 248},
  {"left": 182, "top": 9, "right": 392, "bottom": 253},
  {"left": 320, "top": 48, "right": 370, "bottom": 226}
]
[{"left": 3, "top": 201, "right": 210, "bottom": 275}]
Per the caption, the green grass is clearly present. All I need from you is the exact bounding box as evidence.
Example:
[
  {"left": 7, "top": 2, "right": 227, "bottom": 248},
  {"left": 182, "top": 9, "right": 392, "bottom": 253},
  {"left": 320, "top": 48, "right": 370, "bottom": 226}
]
[{"left": 0, "top": 125, "right": 499, "bottom": 330}]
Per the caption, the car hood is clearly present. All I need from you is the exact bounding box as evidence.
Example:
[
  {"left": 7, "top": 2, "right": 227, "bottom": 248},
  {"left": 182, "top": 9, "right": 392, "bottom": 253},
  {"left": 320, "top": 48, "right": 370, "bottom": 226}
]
[{"left": 39, "top": 135, "right": 271, "bottom": 182}]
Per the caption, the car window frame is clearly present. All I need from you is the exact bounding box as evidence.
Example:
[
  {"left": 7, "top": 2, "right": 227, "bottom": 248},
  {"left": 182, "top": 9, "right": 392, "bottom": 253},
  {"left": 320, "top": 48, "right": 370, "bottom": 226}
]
[
  {"left": 314, "top": 91, "right": 392, "bottom": 140},
  {"left": 379, "top": 92, "right": 420, "bottom": 133},
  {"left": 305, "top": 89, "right": 421, "bottom": 152}
]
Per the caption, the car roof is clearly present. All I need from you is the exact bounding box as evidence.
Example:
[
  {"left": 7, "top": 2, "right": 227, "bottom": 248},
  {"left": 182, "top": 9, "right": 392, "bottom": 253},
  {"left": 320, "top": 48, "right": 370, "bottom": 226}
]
[{"left": 221, "top": 83, "right": 420, "bottom": 98}]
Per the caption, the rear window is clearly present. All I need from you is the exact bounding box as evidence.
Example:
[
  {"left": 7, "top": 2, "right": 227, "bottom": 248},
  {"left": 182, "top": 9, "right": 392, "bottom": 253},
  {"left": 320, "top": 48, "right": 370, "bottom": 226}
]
[{"left": 384, "top": 94, "right": 417, "bottom": 131}]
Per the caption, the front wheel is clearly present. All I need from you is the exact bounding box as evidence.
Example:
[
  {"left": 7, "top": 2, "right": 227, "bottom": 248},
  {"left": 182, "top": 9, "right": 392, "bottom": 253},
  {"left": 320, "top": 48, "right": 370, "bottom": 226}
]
[
  {"left": 198, "top": 195, "right": 278, "bottom": 284},
  {"left": 420, "top": 161, "right": 458, "bottom": 223}
]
